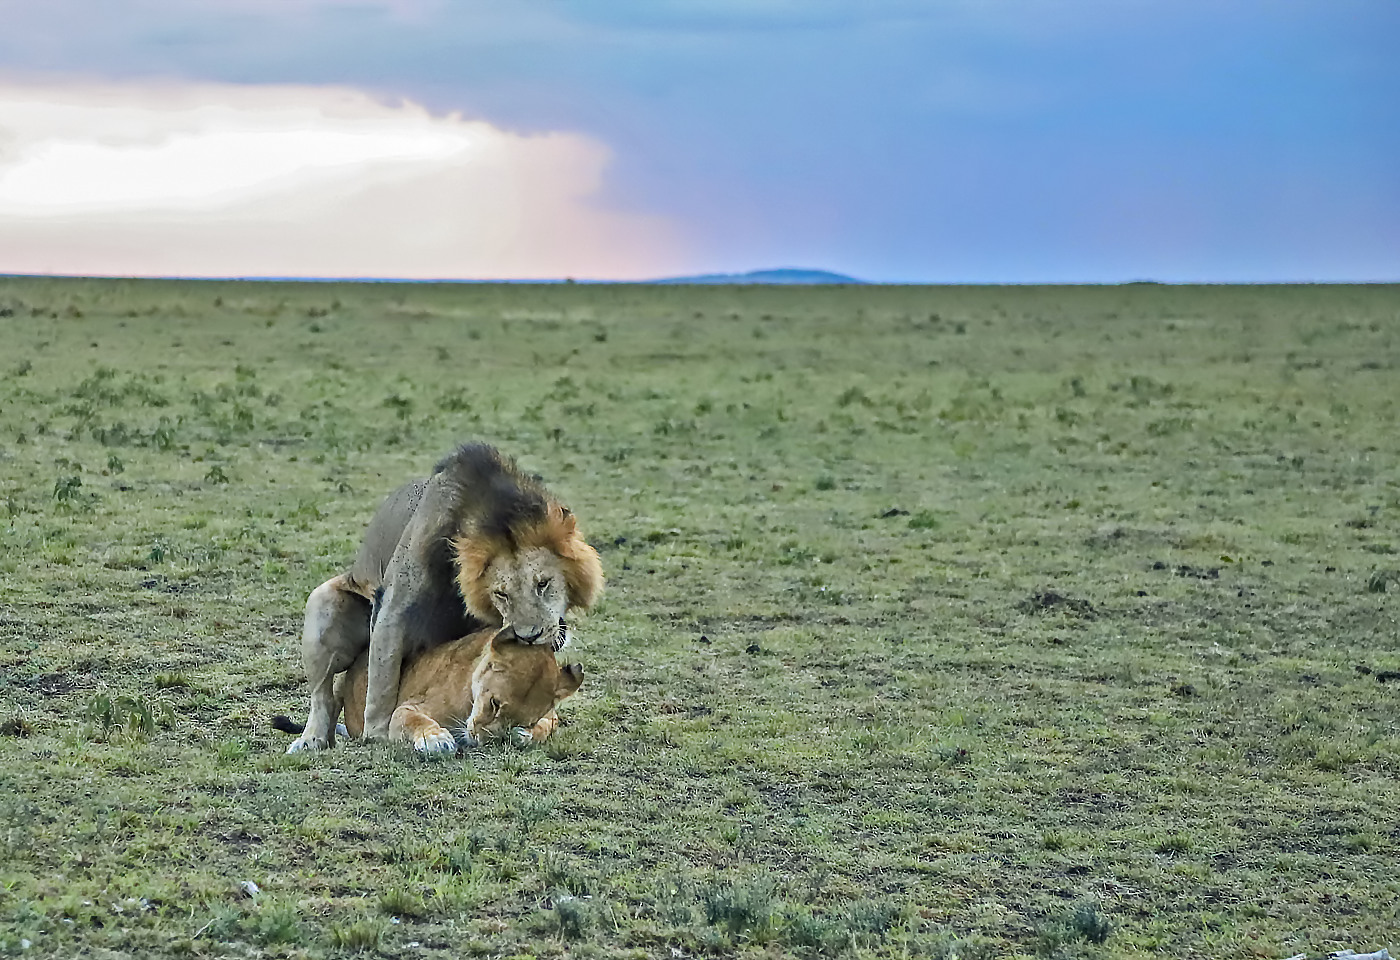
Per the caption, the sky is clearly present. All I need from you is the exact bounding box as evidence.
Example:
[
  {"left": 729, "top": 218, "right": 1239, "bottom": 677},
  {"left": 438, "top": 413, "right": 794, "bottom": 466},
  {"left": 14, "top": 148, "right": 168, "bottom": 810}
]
[{"left": 0, "top": 1, "right": 1396, "bottom": 282}]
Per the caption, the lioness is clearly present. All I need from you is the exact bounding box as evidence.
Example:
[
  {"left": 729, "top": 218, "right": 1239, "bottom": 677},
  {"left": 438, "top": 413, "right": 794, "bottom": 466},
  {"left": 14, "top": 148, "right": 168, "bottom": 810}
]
[
  {"left": 286, "top": 443, "right": 602, "bottom": 752},
  {"left": 273, "top": 626, "right": 584, "bottom": 754}
]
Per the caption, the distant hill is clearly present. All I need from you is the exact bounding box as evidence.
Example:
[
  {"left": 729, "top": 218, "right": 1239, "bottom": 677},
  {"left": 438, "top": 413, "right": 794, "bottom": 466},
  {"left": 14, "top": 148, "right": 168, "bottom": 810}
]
[{"left": 651, "top": 268, "right": 864, "bottom": 285}]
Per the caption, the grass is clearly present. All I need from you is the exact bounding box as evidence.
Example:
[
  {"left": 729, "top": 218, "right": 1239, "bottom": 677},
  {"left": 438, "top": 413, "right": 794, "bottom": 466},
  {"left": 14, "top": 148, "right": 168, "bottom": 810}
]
[{"left": 1, "top": 276, "right": 1398, "bottom": 958}]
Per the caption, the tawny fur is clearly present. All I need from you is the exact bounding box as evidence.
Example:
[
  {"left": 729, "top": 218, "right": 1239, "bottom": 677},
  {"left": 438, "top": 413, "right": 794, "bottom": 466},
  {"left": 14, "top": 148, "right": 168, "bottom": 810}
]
[
  {"left": 285, "top": 442, "right": 603, "bottom": 750},
  {"left": 336, "top": 626, "right": 583, "bottom": 750},
  {"left": 452, "top": 500, "right": 603, "bottom": 621}
]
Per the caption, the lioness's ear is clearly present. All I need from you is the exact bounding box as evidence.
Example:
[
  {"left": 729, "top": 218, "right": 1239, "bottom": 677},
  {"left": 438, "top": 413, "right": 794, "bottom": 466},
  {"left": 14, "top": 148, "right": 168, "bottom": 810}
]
[{"left": 556, "top": 661, "right": 584, "bottom": 699}]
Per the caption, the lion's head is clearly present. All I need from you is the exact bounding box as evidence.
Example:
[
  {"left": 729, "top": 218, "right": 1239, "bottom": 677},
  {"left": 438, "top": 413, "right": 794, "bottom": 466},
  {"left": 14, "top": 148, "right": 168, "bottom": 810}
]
[
  {"left": 465, "top": 632, "right": 584, "bottom": 743},
  {"left": 452, "top": 500, "right": 602, "bottom": 648}
]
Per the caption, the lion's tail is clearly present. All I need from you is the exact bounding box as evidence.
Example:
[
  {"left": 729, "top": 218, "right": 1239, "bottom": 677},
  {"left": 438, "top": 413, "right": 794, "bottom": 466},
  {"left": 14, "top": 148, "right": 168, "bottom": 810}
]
[
  {"left": 270, "top": 715, "right": 304, "bottom": 735},
  {"left": 270, "top": 715, "right": 350, "bottom": 739}
]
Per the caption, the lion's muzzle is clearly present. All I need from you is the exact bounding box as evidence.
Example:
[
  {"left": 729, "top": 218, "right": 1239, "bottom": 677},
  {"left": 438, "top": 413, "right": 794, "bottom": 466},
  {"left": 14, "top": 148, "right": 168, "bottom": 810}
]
[{"left": 508, "top": 622, "right": 545, "bottom": 643}]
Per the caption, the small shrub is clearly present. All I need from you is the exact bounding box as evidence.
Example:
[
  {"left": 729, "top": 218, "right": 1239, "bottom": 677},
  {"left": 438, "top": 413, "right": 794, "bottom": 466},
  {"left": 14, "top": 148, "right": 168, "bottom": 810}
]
[
  {"left": 553, "top": 896, "right": 591, "bottom": 939},
  {"left": 702, "top": 878, "right": 775, "bottom": 939},
  {"left": 784, "top": 910, "right": 844, "bottom": 953},
  {"left": 252, "top": 903, "right": 301, "bottom": 945},
  {"left": 908, "top": 510, "right": 940, "bottom": 530},
  {"left": 0, "top": 716, "right": 34, "bottom": 738},
  {"left": 216, "top": 739, "right": 249, "bottom": 764},
  {"left": 440, "top": 389, "right": 471, "bottom": 412},
  {"left": 1039, "top": 901, "right": 1112, "bottom": 954},
  {"left": 203, "top": 904, "right": 246, "bottom": 941},
  {"left": 439, "top": 841, "right": 473, "bottom": 876},
  {"left": 777, "top": 541, "right": 816, "bottom": 565},
  {"left": 1155, "top": 833, "right": 1192, "bottom": 855},
  {"left": 380, "top": 887, "right": 425, "bottom": 918},
  {"left": 838, "top": 898, "right": 902, "bottom": 946},
  {"left": 538, "top": 849, "right": 596, "bottom": 896},
  {"left": 82, "top": 693, "right": 173, "bottom": 741},
  {"left": 1069, "top": 902, "right": 1112, "bottom": 944},
  {"left": 150, "top": 417, "right": 178, "bottom": 450},
  {"left": 328, "top": 919, "right": 383, "bottom": 951},
  {"left": 53, "top": 475, "right": 83, "bottom": 502},
  {"left": 514, "top": 793, "right": 557, "bottom": 829},
  {"left": 1366, "top": 570, "right": 1395, "bottom": 594}
]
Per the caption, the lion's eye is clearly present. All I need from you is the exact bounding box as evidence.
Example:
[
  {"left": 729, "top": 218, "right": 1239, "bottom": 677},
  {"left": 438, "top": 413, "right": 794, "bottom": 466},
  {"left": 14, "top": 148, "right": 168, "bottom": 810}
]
[
  {"left": 491, "top": 589, "right": 508, "bottom": 605},
  {"left": 535, "top": 578, "right": 550, "bottom": 596}
]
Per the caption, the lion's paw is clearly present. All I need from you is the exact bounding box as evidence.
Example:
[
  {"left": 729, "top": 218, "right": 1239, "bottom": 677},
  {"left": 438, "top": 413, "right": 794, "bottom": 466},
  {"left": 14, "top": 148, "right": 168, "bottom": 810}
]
[
  {"left": 413, "top": 728, "right": 459, "bottom": 756},
  {"left": 287, "top": 735, "right": 329, "bottom": 754}
]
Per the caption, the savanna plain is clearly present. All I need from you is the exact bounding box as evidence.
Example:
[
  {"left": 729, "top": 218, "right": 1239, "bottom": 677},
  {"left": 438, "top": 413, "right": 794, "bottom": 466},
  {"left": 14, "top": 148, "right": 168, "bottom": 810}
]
[{"left": 0, "top": 278, "right": 1397, "bottom": 960}]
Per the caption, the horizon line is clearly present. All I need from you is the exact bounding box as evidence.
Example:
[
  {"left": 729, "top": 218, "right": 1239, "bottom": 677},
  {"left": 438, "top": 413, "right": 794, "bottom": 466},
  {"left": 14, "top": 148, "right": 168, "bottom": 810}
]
[{"left": 3, "top": 272, "right": 1399, "bottom": 287}]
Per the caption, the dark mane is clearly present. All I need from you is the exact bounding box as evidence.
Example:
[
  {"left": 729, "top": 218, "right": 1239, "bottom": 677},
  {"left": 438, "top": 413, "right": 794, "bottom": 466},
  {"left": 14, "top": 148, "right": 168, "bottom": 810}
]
[{"left": 435, "top": 443, "right": 550, "bottom": 546}]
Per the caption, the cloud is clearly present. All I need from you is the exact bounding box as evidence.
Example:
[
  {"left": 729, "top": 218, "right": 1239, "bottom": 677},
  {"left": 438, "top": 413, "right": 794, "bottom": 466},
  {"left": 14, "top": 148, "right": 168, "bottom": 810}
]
[{"left": 0, "top": 80, "right": 684, "bottom": 279}]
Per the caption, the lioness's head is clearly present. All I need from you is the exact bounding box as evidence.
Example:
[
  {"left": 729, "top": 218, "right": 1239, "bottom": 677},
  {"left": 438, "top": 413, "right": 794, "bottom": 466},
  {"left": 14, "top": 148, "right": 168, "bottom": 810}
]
[
  {"left": 453, "top": 501, "right": 602, "bottom": 647},
  {"left": 465, "top": 633, "right": 584, "bottom": 743}
]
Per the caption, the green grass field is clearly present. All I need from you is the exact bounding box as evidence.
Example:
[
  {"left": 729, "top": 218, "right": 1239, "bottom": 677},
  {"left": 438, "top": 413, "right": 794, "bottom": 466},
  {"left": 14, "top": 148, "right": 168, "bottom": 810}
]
[{"left": 1, "top": 277, "right": 1397, "bottom": 959}]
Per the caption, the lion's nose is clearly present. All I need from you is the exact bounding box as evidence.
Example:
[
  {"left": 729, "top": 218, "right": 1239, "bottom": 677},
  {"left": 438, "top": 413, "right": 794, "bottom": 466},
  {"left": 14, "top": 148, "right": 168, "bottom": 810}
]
[{"left": 513, "top": 623, "right": 543, "bottom": 642}]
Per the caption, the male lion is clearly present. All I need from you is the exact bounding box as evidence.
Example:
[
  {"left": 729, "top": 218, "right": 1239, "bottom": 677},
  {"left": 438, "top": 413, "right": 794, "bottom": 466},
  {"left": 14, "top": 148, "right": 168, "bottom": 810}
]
[
  {"left": 285, "top": 443, "right": 602, "bottom": 753},
  {"left": 273, "top": 626, "right": 584, "bottom": 754}
]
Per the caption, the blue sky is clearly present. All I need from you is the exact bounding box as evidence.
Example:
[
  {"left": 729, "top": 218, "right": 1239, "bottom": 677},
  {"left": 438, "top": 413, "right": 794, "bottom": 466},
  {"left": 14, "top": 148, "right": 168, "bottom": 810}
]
[{"left": 0, "top": 0, "right": 1396, "bottom": 281}]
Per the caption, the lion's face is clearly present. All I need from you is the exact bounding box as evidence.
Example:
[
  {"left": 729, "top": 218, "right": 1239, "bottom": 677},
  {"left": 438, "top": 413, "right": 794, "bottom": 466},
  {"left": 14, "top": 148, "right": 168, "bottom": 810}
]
[
  {"left": 465, "top": 637, "right": 584, "bottom": 742},
  {"left": 453, "top": 501, "right": 603, "bottom": 646},
  {"left": 483, "top": 546, "right": 570, "bottom": 646}
]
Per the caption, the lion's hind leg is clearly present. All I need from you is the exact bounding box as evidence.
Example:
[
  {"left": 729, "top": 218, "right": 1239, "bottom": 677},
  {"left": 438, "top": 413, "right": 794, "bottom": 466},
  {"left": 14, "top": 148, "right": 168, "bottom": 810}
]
[
  {"left": 389, "top": 702, "right": 459, "bottom": 756},
  {"left": 288, "top": 573, "right": 369, "bottom": 753}
]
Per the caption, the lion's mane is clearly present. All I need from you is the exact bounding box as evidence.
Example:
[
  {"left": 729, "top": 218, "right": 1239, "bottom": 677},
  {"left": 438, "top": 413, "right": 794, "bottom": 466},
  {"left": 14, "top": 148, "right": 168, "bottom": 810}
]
[{"left": 439, "top": 443, "right": 603, "bottom": 620}]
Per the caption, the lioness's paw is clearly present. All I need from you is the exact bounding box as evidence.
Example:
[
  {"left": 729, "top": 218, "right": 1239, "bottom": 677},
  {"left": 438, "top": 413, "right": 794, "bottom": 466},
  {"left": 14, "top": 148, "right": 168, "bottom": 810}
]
[
  {"left": 413, "top": 728, "right": 458, "bottom": 756},
  {"left": 287, "top": 735, "right": 329, "bottom": 754}
]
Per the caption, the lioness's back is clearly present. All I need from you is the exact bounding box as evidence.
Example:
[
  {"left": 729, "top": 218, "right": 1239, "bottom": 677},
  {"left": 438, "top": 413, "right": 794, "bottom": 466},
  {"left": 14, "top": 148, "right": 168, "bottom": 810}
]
[{"left": 339, "top": 628, "right": 497, "bottom": 738}]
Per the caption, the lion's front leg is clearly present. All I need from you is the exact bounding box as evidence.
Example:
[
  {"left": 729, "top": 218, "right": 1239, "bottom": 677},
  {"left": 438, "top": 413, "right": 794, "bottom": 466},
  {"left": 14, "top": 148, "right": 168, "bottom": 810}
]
[
  {"left": 363, "top": 611, "right": 406, "bottom": 742},
  {"left": 363, "top": 474, "right": 467, "bottom": 740},
  {"left": 389, "top": 702, "right": 458, "bottom": 756}
]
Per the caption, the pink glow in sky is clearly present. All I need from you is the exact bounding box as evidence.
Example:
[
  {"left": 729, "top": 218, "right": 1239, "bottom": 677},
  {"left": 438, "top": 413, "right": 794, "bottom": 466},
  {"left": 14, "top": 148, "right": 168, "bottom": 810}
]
[
  {"left": 0, "top": 0, "right": 1396, "bottom": 281},
  {"left": 0, "top": 80, "right": 685, "bottom": 280}
]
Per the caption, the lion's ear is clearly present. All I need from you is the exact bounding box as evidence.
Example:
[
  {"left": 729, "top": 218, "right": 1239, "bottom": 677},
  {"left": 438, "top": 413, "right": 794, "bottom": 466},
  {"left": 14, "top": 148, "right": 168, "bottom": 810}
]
[{"left": 555, "top": 662, "right": 584, "bottom": 700}]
